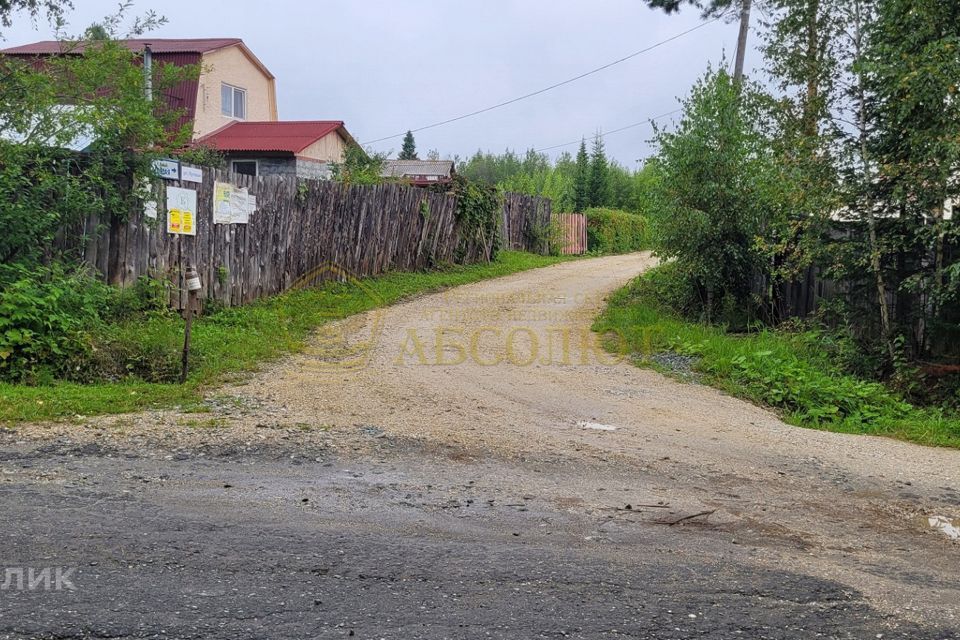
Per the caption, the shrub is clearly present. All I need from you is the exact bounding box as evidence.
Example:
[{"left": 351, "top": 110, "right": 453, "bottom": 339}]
[
  {"left": 0, "top": 264, "right": 173, "bottom": 384},
  {"left": 584, "top": 208, "right": 649, "bottom": 254},
  {"left": 631, "top": 260, "right": 703, "bottom": 318},
  {"left": 0, "top": 264, "right": 111, "bottom": 383}
]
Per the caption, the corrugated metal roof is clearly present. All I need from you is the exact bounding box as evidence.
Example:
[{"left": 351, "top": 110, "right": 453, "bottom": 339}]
[
  {"left": 381, "top": 160, "right": 455, "bottom": 178},
  {"left": 0, "top": 38, "right": 242, "bottom": 55},
  {"left": 197, "top": 121, "right": 347, "bottom": 154}
]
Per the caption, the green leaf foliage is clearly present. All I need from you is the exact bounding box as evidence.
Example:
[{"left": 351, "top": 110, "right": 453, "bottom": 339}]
[{"left": 583, "top": 208, "right": 650, "bottom": 254}]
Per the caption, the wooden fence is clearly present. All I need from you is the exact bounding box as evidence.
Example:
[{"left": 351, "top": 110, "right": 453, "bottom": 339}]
[
  {"left": 553, "top": 213, "right": 587, "bottom": 255},
  {"left": 501, "top": 192, "right": 552, "bottom": 253},
  {"left": 59, "top": 168, "right": 553, "bottom": 309}
]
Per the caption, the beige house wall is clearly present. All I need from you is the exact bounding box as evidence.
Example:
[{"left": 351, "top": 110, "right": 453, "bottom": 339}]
[
  {"left": 193, "top": 45, "right": 278, "bottom": 138},
  {"left": 298, "top": 132, "right": 347, "bottom": 163}
]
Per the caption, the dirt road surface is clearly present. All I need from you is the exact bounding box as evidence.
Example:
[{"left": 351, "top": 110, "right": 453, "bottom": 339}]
[{"left": 2, "top": 253, "right": 959, "bottom": 639}]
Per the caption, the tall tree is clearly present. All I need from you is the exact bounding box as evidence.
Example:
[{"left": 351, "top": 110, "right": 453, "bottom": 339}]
[
  {"left": 759, "top": 0, "right": 843, "bottom": 322},
  {"left": 643, "top": 0, "right": 756, "bottom": 82},
  {"left": 573, "top": 139, "right": 590, "bottom": 212},
  {"left": 588, "top": 133, "right": 609, "bottom": 208},
  {"left": 398, "top": 130, "right": 418, "bottom": 160},
  {"left": 0, "top": 0, "right": 71, "bottom": 31},
  {"left": 762, "top": 0, "right": 837, "bottom": 137},
  {"left": 863, "top": 0, "right": 960, "bottom": 356}
]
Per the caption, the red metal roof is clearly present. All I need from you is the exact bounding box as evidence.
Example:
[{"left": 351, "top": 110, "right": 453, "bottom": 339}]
[
  {"left": 197, "top": 121, "right": 346, "bottom": 154},
  {"left": 0, "top": 38, "right": 242, "bottom": 55}
]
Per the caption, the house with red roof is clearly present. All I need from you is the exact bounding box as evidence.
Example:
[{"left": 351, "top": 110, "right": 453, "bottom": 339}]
[
  {"left": 1, "top": 37, "right": 362, "bottom": 179},
  {"left": 0, "top": 38, "right": 279, "bottom": 140},
  {"left": 197, "top": 120, "right": 358, "bottom": 179}
]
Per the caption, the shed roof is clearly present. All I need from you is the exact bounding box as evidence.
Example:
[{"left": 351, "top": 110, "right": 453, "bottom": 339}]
[
  {"left": 381, "top": 160, "right": 455, "bottom": 178},
  {"left": 197, "top": 121, "right": 351, "bottom": 154}
]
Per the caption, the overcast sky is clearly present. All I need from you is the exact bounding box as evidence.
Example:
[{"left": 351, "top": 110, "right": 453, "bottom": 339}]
[{"left": 1, "top": 1, "right": 764, "bottom": 167}]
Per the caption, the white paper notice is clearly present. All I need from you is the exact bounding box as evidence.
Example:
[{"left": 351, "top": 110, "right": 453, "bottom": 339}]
[
  {"left": 213, "top": 181, "right": 233, "bottom": 224},
  {"left": 230, "top": 187, "right": 249, "bottom": 225}
]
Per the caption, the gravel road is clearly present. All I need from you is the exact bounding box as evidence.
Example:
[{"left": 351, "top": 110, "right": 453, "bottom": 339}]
[{"left": 1, "top": 253, "right": 958, "bottom": 639}]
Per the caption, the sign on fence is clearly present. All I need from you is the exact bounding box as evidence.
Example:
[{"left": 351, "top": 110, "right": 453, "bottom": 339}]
[
  {"left": 213, "top": 181, "right": 253, "bottom": 224},
  {"left": 181, "top": 165, "right": 203, "bottom": 183},
  {"left": 153, "top": 158, "right": 180, "bottom": 180},
  {"left": 166, "top": 186, "right": 197, "bottom": 236}
]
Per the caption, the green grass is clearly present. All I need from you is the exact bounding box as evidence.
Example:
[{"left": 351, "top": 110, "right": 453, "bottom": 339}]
[
  {"left": 0, "top": 251, "right": 569, "bottom": 424},
  {"left": 594, "top": 265, "right": 960, "bottom": 449}
]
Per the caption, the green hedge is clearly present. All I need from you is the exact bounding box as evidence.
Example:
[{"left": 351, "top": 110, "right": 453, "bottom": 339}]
[{"left": 584, "top": 208, "right": 649, "bottom": 254}]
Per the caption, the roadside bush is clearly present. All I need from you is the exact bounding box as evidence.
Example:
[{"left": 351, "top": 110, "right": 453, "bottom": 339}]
[
  {"left": 0, "top": 264, "right": 111, "bottom": 383},
  {"left": 0, "top": 264, "right": 173, "bottom": 384},
  {"left": 584, "top": 208, "right": 649, "bottom": 254},
  {"left": 631, "top": 261, "right": 702, "bottom": 318}
]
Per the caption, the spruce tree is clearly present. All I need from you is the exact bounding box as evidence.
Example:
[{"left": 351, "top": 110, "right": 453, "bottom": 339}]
[
  {"left": 573, "top": 139, "right": 589, "bottom": 212},
  {"left": 588, "top": 134, "right": 609, "bottom": 208},
  {"left": 399, "top": 131, "right": 418, "bottom": 160}
]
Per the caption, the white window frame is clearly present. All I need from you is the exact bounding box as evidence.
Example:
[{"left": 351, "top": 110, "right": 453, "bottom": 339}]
[
  {"left": 231, "top": 159, "right": 258, "bottom": 177},
  {"left": 221, "top": 83, "right": 247, "bottom": 119}
]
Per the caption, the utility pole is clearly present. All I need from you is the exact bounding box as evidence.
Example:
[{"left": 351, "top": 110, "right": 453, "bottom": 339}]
[
  {"left": 733, "top": 0, "right": 753, "bottom": 83},
  {"left": 143, "top": 44, "right": 153, "bottom": 101}
]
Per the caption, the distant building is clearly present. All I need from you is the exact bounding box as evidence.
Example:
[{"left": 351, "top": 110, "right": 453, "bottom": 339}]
[
  {"left": 197, "top": 120, "right": 358, "bottom": 179},
  {"left": 381, "top": 160, "right": 456, "bottom": 186},
  {"left": 0, "top": 38, "right": 278, "bottom": 139}
]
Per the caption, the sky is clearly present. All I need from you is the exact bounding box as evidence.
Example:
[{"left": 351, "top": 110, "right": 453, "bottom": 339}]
[{"left": 0, "top": 0, "right": 765, "bottom": 167}]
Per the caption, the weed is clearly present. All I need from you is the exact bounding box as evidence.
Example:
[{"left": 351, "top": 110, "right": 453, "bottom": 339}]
[{"left": 177, "top": 416, "right": 229, "bottom": 429}]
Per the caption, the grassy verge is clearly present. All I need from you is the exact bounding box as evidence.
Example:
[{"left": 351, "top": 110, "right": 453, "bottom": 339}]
[
  {"left": 0, "top": 251, "right": 570, "bottom": 424},
  {"left": 594, "top": 265, "right": 960, "bottom": 449}
]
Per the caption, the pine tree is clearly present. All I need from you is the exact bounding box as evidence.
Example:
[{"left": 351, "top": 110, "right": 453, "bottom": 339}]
[
  {"left": 573, "top": 139, "right": 589, "bottom": 212},
  {"left": 399, "top": 131, "right": 418, "bottom": 160},
  {"left": 588, "top": 133, "right": 608, "bottom": 208}
]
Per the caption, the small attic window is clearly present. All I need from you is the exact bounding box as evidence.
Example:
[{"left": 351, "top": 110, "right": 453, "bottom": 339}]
[{"left": 221, "top": 83, "right": 246, "bottom": 119}]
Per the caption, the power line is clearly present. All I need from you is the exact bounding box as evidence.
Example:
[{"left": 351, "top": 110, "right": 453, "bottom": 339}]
[
  {"left": 361, "top": 14, "right": 728, "bottom": 146},
  {"left": 533, "top": 108, "right": 683, "bottom": 153}
]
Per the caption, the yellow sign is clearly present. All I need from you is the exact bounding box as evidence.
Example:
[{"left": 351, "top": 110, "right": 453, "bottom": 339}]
[{"left": 166, "top": 186, "right": 197, "bottom": 236}]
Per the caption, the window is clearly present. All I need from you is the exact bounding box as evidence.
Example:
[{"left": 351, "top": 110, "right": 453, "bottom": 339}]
[
  {"left": 221, "top": 83, "right": 246, "bottom": 119},
  {"left": 231, "top": 160, "right": 257, "bottom": 177}
]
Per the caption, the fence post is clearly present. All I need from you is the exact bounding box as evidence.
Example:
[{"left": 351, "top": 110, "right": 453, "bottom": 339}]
[{"left": 180, "top": 265, "right": 201, "bottom": 384}]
